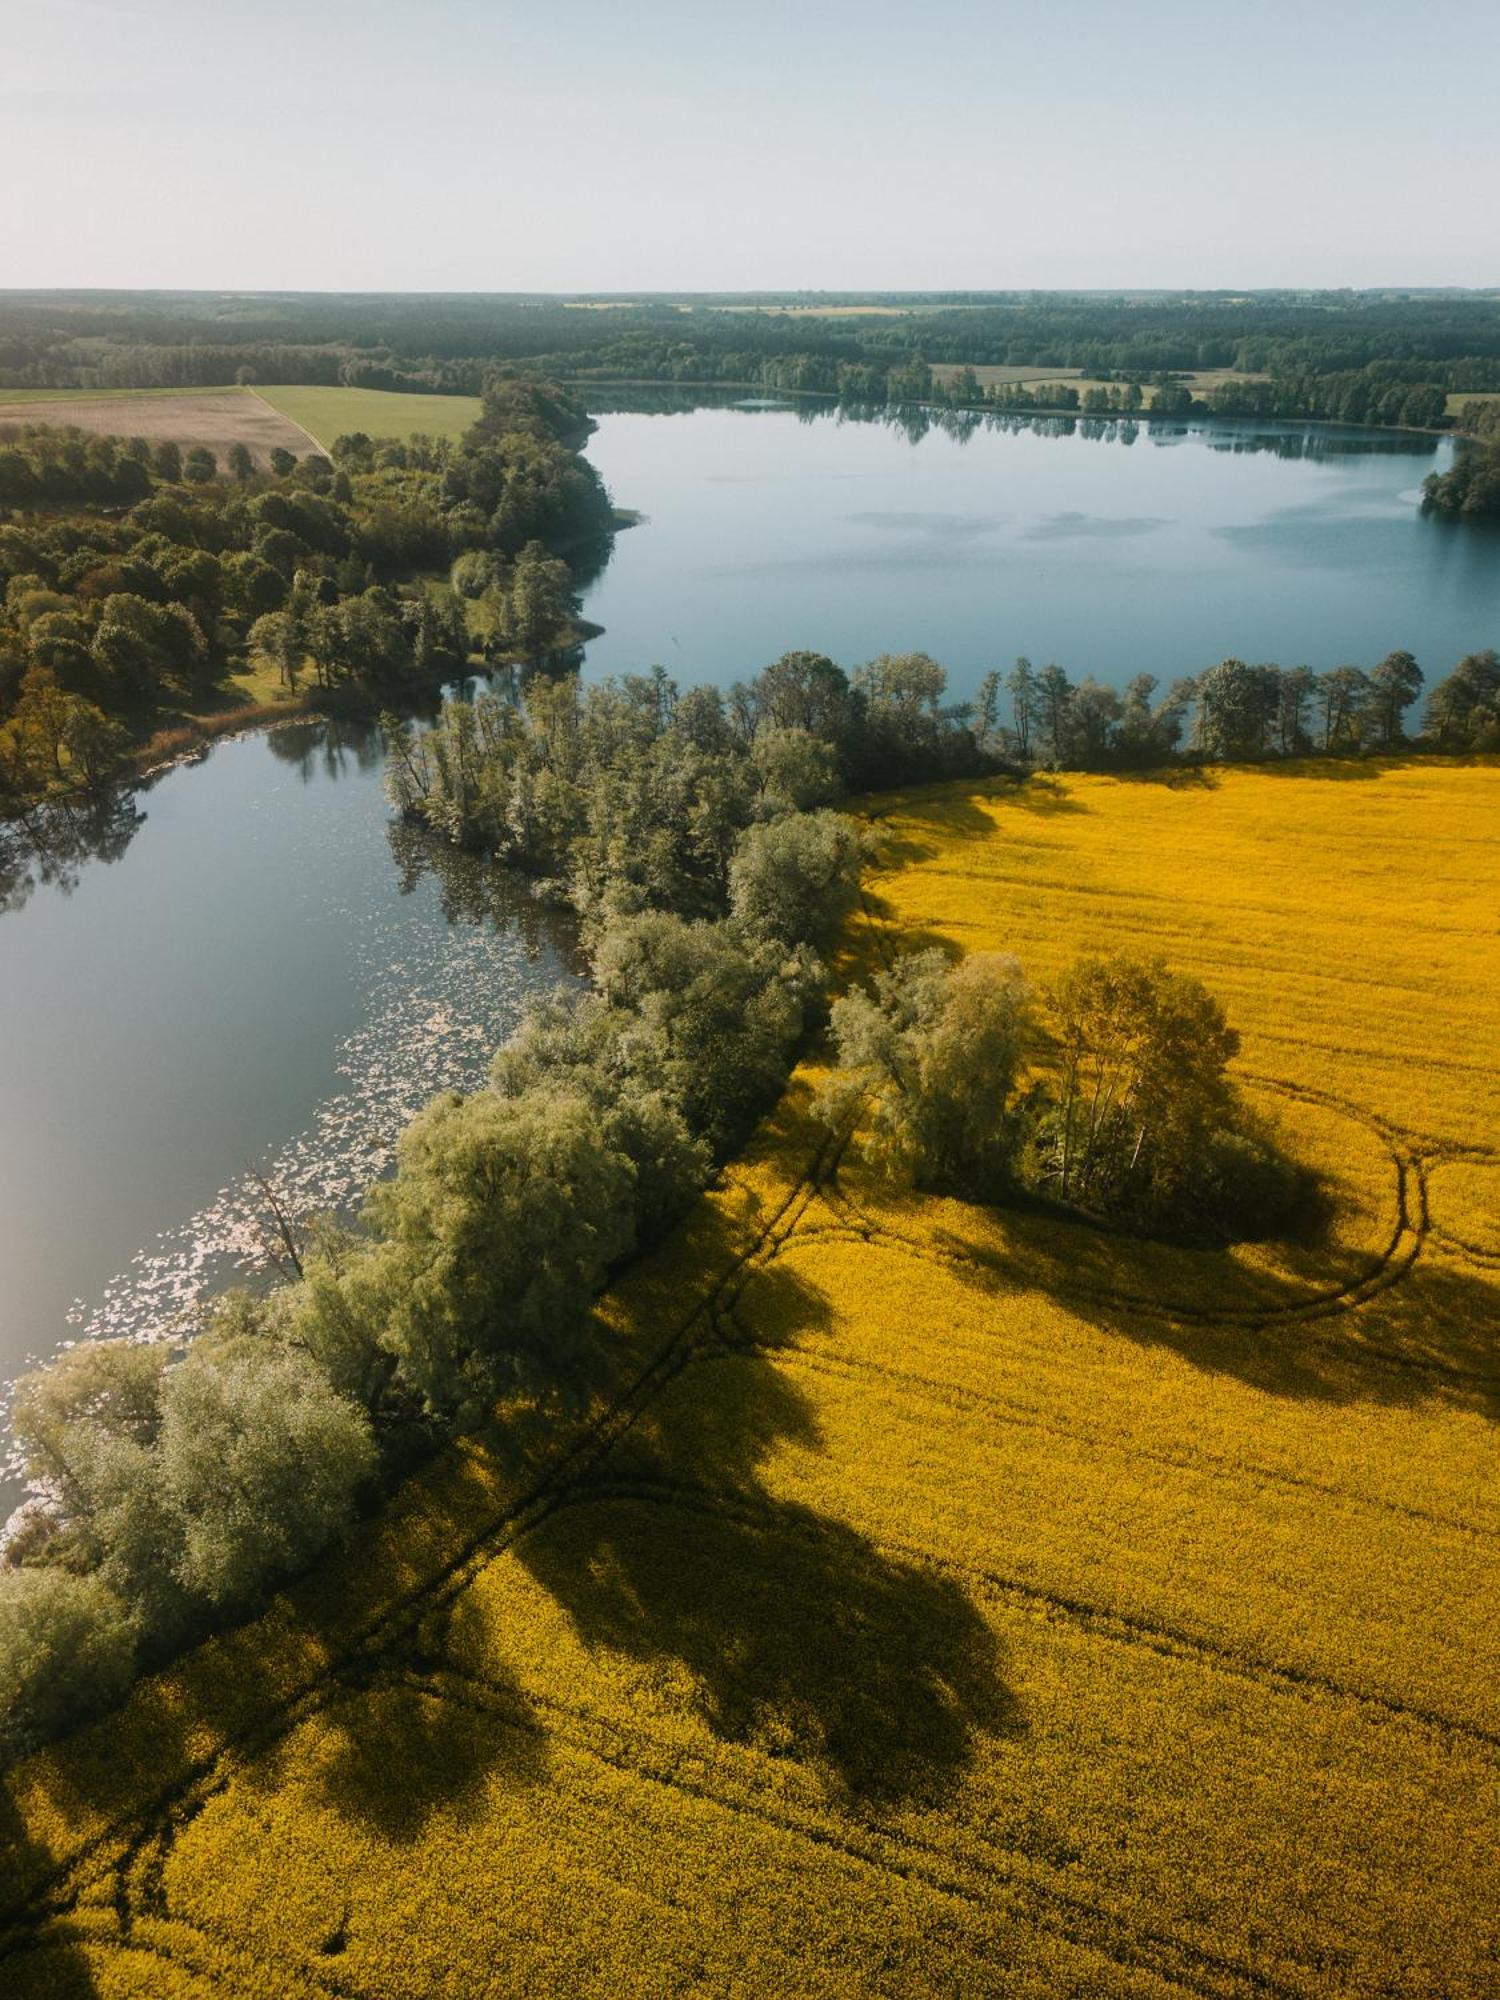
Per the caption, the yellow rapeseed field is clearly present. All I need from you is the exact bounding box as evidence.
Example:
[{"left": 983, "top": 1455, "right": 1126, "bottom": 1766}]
[{"left": 3, "top": 760, "right": 1498, "bottom": 1999}]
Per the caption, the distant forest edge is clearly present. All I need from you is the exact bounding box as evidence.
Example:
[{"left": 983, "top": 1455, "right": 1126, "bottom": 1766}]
[{"left": 6, "top": 291, "right": 1500, "bottom": 447}]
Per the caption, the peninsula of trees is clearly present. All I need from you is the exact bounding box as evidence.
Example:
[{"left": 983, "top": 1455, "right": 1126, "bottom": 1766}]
[{"left": 0, "top": 373, "right": 613, "bottom": 812}]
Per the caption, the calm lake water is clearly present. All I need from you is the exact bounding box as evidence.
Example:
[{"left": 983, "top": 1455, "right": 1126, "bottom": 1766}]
[
  {"left": 0, "top": 715, "right": 577, "bottom": 1441},
  {"left": 577, "top": 402, "right": 1499, "bottom": 690},
  {"left": 3, "top": 399, "right": 1499, "bottom": 1433}
]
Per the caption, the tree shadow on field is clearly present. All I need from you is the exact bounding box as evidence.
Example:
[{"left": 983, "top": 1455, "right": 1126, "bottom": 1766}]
[
  {"left": 926, "top": 1199, "right": 1500, "bottom": 1418},
  {"left": 0, "top": 1786, "right": 101, "bottom": 1999},
  {"left": 512, "top": 1254, "right": 1022, "bottom": 1813},
  {"left": 282, "top": 1466, "right": 555, "bottom": 1845},
  {"left": 864, "top": 777, "right": 1083, "bottom": 868},
  {"left": 1250, "top": 754, "right": 1399, "bottom": 782},
  {"left": 306, "top": 1624, "right": 549, "bottom": 1845},
  {"left": 1111, "top": 763, "right": 1219, "bottom": 789}
]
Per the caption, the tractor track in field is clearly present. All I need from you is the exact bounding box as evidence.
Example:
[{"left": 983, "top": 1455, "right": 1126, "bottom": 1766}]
[{"left": 86, "top": 1649, "right": 1319, "bottom": 2000}]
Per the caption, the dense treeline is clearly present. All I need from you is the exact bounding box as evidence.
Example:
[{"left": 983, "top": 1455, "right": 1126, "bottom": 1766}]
[
  {"left": 0, "top": 648, "right": 996, "bottom": 1758},
  {"left": 0, "top": 373, "right": 614, "bottom": 812},
  {"left": 975, "top": 647, "right": 1500, "bottom": 764},
  {"left": 387, "top": 647, "right": 993, "bottom": 879},
  {"left": 7, "top": 291, "right": 1500, "bottom": 433}
]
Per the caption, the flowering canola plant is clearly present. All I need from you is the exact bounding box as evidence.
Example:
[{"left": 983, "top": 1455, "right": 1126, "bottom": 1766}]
[{"left": 3, "top": 760, "right": 1498, "bottom": 1999}]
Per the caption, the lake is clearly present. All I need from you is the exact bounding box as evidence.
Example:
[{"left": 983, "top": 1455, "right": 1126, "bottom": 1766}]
[
  {"left": 3, "top": 398, "right": 1498, "bottom": 1443},
  {"left": 576, "top": 400, "right": 1499, "bottom": 691},
  {"left": 0, "top": 716, "right": 578, "bottom": 1461}
]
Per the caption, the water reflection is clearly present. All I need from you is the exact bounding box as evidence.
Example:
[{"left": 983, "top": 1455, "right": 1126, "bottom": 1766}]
[
  {"left": 387, "top": 820, "right": 584, "bottom": 971},
  {"left": 0, "top": 789, "right": 147, "bottom": 917},
  {"left": 580, "top": 387, "right": 1441, "bottom": 462},
  {"left": 0, "top": 698, "right": 581, "bottom": 1405},
  {"left": 263, "top": 713, "right": 390, "bottom": 782}
]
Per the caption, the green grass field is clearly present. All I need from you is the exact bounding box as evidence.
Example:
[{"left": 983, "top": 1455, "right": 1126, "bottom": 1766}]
[{"left": 257, "top": 385, "right": 483, "bottom": 448}]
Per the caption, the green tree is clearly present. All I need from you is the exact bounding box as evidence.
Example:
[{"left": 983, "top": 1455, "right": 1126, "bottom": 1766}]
[
  {"left": 1194, "top": 659, "right": 1279, "bottom": 760},
  {"left": 10, "top": 1339, "right": 169, "bottom": 1509},
  {"left": 504, "top": 539, "right": 573, "bottom": 666},
  {"left": 591, "top": 911, "right": 810, "bottom": 1157},
  {"left": 1316, "top": 664, "right": 1370, "bottom": 751},
  {"left": 973, "top": 668, "right": 1002, "bottom": 749},
  {"left": 156, "top": 1338, "right": 375, "bottom": 1612},
  {"left": 0, "top": 1569, "right": 135, "bottom": 1761},
  {"left": 247, "top": 609, "right": 300, "bottom": 690},
  {"left": 825, "top": 950, "right": 1033, "bottom": 1194},
  {"left": 367, "top": 1086, "right": 637, "bottom": 1413},
  {"left": 59, "top": 698, "right": 130, "bottom": 790},
  {"left": 1425, "top": 649, "right": 1500, "bottom": 748},
  {"left": 1274, "top": 666, "right": 1316, "bottom": 756},
  {"left": 1033, "top": 954, "right": 1241, "bottom": 1227},
  {"left": 1036, "top": 663, "right": 1075, "bottom": 763},
  {"left": 1006, "top": 657, "right": 1040, "bottom": 758},
  {"left": 750, "top": 724, "right": 841, "bottom": 814},
  {"left": 1367, "top": 650, "right": 1424, "bottom": 749},
  {"left": 728, "top": 809, "right": 865, "bottom": 951}
]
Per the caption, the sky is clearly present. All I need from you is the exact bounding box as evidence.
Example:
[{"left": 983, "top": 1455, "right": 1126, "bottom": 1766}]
[{"left": 2, "top": 0, "right": 1498, "bottom": 293}]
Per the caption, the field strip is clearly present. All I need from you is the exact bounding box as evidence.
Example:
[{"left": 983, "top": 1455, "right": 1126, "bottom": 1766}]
[
  {"left": 877, "top": 860, "right": 1500, "bottom": 943},
  {"left": 703, "top": 1336, "right": 1500, "bottom": 1545},
  {"left": 72, "top": 1656, "right": 1296, "bottom": 2000},
  {"left": 566, "top": 1478, "right": 1500, "bottom": 1758},
  {"left": 359, "top": 1666, "right": 1316, "bottom": 2000}
]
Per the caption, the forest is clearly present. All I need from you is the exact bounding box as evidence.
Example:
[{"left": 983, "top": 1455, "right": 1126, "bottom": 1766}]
[
  {"left": 0, "top": 373, "right": 614, "bottom": 812},
  {"left": 5, "top": 290, "right": 1500, "bottom": 433}
]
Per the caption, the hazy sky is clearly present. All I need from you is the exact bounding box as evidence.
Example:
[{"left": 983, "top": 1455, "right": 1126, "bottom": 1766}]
[{"left": 3, "top": 0, "right": 1497, "bottom": 292}]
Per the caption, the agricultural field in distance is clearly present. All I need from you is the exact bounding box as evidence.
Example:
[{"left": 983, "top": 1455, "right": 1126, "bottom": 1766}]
[
  {"left": 0, "top": 388, "right": 315, "bottom": 467},
  {"left": 3, "top": 761, "right": 1498, "bottom": 1998},
  {"left": 257, "top": 385, "right": 482, "bottom": 448},
  {"left": 929, "top": 362, "right": 1267, "bottom": 404}
]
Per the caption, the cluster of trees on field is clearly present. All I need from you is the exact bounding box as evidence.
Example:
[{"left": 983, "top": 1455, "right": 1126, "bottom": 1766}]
[
  {"left": 0, "top": 374, "right": 614, "bottom": 813},
  {"left": 974, "top": 649, "right": 1499, "bottom": 766},
  {"left": 8, "top": 292, "right": 1500, "bottom": 436},
  {"left": 825, "top": 949, "right": 1296, "bottom": 1237}
]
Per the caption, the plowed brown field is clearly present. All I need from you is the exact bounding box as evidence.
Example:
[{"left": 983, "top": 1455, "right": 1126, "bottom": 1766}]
[{"left": 0, "top": 389, "right": 318, "bottom": 468}]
